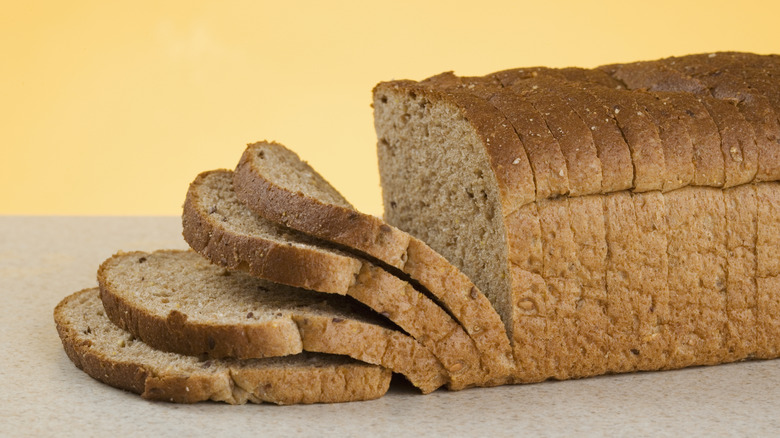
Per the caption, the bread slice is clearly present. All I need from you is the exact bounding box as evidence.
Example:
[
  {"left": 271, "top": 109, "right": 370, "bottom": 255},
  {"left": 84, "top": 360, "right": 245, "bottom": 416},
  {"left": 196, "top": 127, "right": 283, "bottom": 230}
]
[
  {"left": 55, "top": 288, "right": 392, "bottom": 404},
  {"left": 232, "top": 141, "right": 514, "bottom": 384},
  {"left": 97, "top": 250, "right": 447, "bottom": 393},
  {"left": 182, "top": 170, "right": 486, "bottom": 389}
]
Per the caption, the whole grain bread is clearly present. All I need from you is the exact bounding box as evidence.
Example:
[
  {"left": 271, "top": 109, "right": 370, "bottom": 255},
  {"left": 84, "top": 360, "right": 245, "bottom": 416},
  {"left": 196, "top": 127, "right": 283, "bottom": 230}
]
[
  {"left": 55, "top": 288, "right": 392, "bottom": 404},
  {"left": 373, "top": 53, "right": 780, "bottom": 382},
  {"left": 232, "top": 141, "right": 514, "bottom": 385},
  {"left": 97, "top": 250, "right": 447, "bottom": 393},
  {"left": 180, "top": 173, "right": 484, "bottom": 389}
]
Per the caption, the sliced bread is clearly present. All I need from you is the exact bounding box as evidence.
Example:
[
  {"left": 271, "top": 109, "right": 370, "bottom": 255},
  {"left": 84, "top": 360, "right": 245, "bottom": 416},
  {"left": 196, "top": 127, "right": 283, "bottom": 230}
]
[
  {"left": 232, "top": 142, "right": 514, "bottom": 384},
  {"left": 182, "top": 170, "right": 486, "bottom": 389},
  {"left": 373, "top": 55, "right": 780, "bottom": 382},
  {"left": 55, "top": 288, "right": 392, "bottom": 404},
  {"left": 97, "top": 250, "right": 447, "bottom": 393}
]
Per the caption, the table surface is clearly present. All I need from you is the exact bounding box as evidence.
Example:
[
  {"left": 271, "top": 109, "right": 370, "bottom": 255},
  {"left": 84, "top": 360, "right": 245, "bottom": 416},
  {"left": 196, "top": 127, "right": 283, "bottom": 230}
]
[{"left": 2, "top": 216, "right": 779, "bottom": 437}]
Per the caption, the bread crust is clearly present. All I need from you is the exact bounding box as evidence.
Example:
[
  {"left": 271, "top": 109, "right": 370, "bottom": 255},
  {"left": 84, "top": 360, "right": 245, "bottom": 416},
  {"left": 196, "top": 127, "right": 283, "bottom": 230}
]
[
  {"left": 633, "top": 91, "right": 695, "bottom": 191},
  {"left": 381, "top": 53, "right": 780, "bottom": 206},
  {"left": 98, "top": 251, "right": 304, "bottom": 359},
  {"left": 234, "top": 144, "right": 411, "bottom": 268},
  {"left": 55, "top": 289, "right": 393, "bottom": 404},
  {"left": 508, "top": 77, "right": 603, "bottom": 196},
  {"left": 606, "top": 54, "right": 780, "bottom": 184},
  {"left": 724, "top": 184, "right": 759, "bottom": 361},
  {"left": 554, "top": 79, "right": 635, "bottom": 193}
]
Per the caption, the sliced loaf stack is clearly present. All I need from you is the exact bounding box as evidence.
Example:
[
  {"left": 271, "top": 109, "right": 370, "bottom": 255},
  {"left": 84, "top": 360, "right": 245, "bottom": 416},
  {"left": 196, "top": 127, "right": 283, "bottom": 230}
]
[
  {"left": 55, "top": 148, "right": 511, "bottom": 402},
  {"left": 56, "top": 51, "right": 780, "bottom": 404},
  {"left": 373, "top": 51, "right": 780, "bottom": 382}
]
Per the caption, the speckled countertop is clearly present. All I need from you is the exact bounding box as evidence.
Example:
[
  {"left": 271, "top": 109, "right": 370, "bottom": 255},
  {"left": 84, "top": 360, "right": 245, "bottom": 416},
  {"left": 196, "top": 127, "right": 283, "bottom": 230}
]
[{"left": 2, "top": 216, "right": 778, "bottom": 437}]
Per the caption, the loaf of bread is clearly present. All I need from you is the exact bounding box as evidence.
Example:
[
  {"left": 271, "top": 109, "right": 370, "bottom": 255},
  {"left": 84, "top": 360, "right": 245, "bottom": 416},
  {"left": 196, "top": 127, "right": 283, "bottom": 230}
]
[
  {"left": 373, "top": 52, "right": 780, "bottom": 382},
  {"left": 55, "top": 52, "right": 780, "bottom": 403},
  {"left": 55, "top": 288, "right": 392, "bottom": 404}
]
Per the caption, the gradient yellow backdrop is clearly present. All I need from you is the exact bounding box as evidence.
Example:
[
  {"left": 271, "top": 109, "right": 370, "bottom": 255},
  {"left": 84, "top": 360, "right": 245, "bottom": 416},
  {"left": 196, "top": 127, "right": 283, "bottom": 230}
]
[{"left": 3, "top": 0, "right": 779, "bottom": 215}]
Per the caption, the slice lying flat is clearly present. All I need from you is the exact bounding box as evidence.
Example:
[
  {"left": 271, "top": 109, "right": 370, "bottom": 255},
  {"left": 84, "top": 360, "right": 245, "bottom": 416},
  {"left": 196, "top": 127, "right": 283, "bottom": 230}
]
[
  {"left": 232, "top": 141, "right": 514, "bottom": 383},
  {"left": 182, "top": 170, "right": 485, "bottom": 389},
  {"left": 54, "top": 288, "right": 393, "bottom": 404},
  {"left": 97, "top": 250, "right": 446, "bottom": 393}
]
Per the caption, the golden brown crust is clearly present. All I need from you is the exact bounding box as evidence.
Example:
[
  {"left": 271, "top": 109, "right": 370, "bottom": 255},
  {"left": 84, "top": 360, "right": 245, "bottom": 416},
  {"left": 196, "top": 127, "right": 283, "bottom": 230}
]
[
  {"left": 724, "top": 184, "right": 759, "bottom": 362},
  {"left": 553, "top": 79, "right": 634, "bottom": 193},
  {"left": 55, "top": 289, "right": 393, "bottom": 404},
  {"left": 293, "top": 314, "right": 447, "bottom": 393},
  {"left": 756, "top": 183, "right": 780, "bottom": 358},
  {"left": 381, "top": 53, "right": 780, "bottom": 207},
  {"left": 55, "top": 298, "right": 149, "bottom": 395},
  {"left": 606, "top": 54, "right": 780, "bottom": 184},
  {"left": 507, "top": 77, "right": 603, "bottom": 197},
  {"left": 486, "top": 88, "right": 570, "bottom": 199},
  {"left": 567, "top": 195, "right": 611, "bottom": 377},
  {"left": 586, "top": 84, "right": 669, "bottom": 192},
  {"left": 633, "top": 91, "right": 694, "bottom": 191},
  {"left": 700, "top": 96, "right": 758, "bottom": 188}
]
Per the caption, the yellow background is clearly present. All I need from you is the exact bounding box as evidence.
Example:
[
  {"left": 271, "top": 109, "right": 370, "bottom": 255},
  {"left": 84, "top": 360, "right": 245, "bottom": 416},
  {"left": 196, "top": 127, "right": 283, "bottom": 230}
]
[{"left": 3, "top": 0, "right": 779, "bottom": 215}]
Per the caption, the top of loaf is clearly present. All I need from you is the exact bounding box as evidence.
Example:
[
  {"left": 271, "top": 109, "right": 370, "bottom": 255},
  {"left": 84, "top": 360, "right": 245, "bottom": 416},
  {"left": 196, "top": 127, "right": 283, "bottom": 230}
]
[{"left": 374, "top": 51, "right": 780, "bottom": 207}]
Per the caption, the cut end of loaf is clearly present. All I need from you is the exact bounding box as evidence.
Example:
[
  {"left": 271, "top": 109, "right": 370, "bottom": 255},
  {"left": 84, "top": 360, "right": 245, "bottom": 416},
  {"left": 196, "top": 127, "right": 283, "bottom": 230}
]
[{"left": 373, "top": 82, "right": 514, "bottom": 337}]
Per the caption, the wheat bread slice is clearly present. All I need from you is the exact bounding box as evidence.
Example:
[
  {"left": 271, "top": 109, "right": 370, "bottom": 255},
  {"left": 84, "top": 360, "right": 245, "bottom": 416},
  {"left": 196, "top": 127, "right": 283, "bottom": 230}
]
[
  {"left": 97, "top": 250, "right": 446, "bottom": 393},
  {"left": 55, "top": 288, "right": 392, "bottom": 404},
  {"left": 233, "top": 142, "right": 515, "bottom": 384},
  {"left": 182, "top": 171, "right": 483, "bottom": 389}
]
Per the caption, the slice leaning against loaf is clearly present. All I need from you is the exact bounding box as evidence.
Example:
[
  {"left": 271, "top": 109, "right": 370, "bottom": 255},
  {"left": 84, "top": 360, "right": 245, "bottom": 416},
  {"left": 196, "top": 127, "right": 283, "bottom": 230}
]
[
  {"left": 232, "top": 141, "right": 514, "bottom": 384},
  {"left": 55, "top": 288, "right": 392, "bottom": 404},
  {"left": 181, "top": 171, "right": 484, "bottom": 390},
  {"left": 97, "top": 250, "right": 446, "bottom": 393}
]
